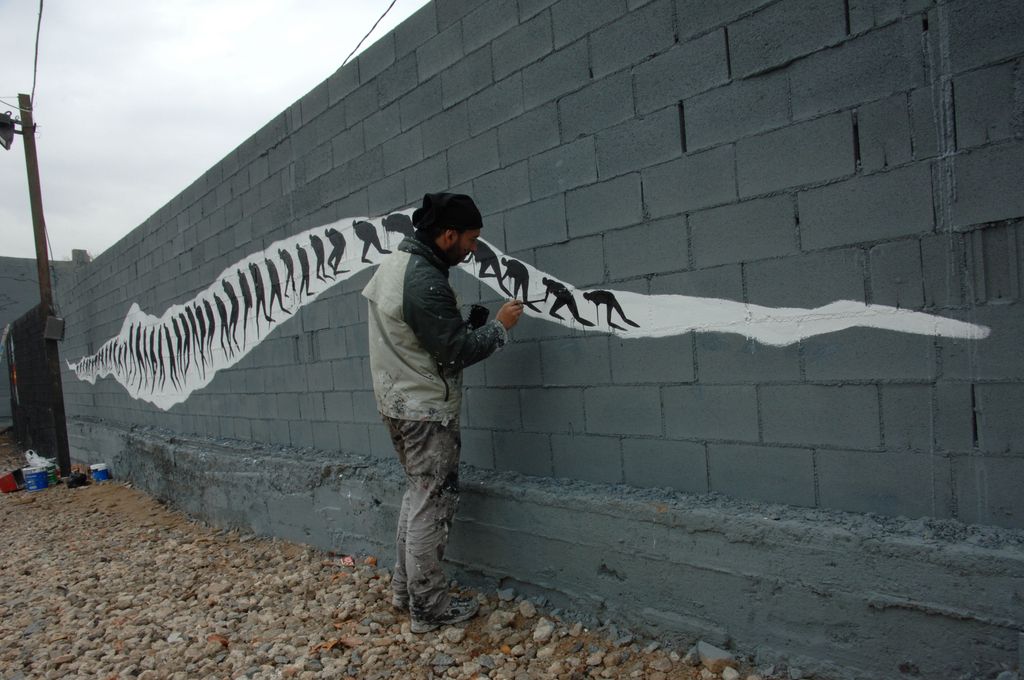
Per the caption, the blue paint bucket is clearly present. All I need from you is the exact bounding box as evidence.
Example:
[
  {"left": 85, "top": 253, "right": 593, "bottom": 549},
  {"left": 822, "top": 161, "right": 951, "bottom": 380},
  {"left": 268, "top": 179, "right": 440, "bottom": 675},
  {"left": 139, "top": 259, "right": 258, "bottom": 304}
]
[
  {"left": 23, "top": 466, "right": 48, "bottom": 492},
  {"left": 90, "top": 464, "right": 110, "bottom": 482}
]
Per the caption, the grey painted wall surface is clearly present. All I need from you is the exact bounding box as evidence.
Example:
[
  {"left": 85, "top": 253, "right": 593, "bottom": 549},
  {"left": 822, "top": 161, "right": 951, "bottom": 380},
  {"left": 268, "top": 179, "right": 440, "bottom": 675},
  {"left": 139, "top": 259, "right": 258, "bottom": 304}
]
[
  {"left": 1, "top": 257, "right": 41, "bottom": 424},
  {"left": 54, "top": 0, "right": 1023, "bottom": 677}
]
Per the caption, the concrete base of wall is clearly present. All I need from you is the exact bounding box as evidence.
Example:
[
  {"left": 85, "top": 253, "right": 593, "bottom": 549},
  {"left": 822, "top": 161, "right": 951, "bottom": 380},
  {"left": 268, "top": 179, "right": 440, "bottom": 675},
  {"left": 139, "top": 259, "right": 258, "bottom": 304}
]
[{"left": 69, "top": 417, "right": 1023, "bottom": 680}]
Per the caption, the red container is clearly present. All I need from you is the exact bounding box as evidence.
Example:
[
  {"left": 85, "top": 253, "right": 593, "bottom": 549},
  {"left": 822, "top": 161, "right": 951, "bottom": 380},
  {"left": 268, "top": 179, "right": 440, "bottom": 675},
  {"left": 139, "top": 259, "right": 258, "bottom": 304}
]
[{"left": 0, "top": 470, "right": 21, "bottom": 493}]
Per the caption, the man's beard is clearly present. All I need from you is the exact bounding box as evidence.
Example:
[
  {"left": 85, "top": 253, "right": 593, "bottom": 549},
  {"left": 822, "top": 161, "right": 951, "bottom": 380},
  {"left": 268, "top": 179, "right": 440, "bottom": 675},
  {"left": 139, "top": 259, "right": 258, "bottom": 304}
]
[{"left": 443, "top": 243, "right": 469, "bottom": 266}]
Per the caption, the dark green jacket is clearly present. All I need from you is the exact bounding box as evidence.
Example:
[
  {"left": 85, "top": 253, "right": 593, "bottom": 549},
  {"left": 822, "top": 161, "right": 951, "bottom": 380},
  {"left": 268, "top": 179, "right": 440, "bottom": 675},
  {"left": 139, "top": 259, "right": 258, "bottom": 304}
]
[{"left": 362, "top": 237, "right": 508, "bottom": 423}]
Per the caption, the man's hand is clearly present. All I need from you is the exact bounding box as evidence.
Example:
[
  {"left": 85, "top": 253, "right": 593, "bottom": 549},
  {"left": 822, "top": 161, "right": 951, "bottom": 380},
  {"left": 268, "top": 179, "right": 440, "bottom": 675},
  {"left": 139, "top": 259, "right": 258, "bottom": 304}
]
[{"left": 496, "top": 300, "right": 525, "bottom": 330}]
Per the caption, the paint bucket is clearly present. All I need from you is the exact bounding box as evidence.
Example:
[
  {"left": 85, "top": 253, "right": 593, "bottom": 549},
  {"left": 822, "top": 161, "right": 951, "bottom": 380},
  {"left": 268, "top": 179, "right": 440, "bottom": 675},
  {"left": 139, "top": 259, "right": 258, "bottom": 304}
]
[
  {"left": 23, "top": 466, "right": 48, "bottom": 492},
  {"left": 90, "top": 464, "right": 110, "bottom": 482}
]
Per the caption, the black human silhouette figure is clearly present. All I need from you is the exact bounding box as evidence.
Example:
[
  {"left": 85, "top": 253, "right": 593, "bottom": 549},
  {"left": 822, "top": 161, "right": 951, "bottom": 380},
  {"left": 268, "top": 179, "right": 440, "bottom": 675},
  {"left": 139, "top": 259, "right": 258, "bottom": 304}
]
[
  {"left": 296, "top": 244, "right": 311, "bottom": 298},
  {"left": 499, "top": 258, "right": 543, "bottom": 311},
  {"left": 178, "top": 311, "right": 192, "bottom": 377},
  {"left": 278, "top": 248, "right": 296, "bottom": 296},
  {"left": 582, "top": 290, "right": 640, "bottom": 331},
  {"left": 248, "top": 262, "right": 272, "bottom": 329},
  {"left": 382, "top": 213, "right": 414, "bottom": 240},
  {"left": 170, "top": 318, "right": 184, "bottom": 378},
  {"left": 541, "top": 277, "right": 595, "bottom": 326},
  {"left": 147, "top": 327, "right": 158, "bottom": 392},
  {"left": 132, "top": 324, "right": 144, "bottom": 388},
  {"left": 325, "top": 228, "right": 350, "bottom": 275},
  {"left": 203, "top": 299, "right": 216, "bottom": 357},
  {"left": 164, "top": 325, "right": 179, "bottom": 390},
  {"left": 193, "top": 303, "right": 208, "bottom": 374},
  {"left": 186, "top": 306, "right": 205, "bottom": 377},
  {"left": 237, "top": 269, "right": 253, "bottom": 344},
  {"left": 309, "top": 234, "right": 333, "bottom": 282},
  {"left": 474, "top": 242, "right": 512, "bottom": 296},
  {"left": 265, "top": 258, "right": 290, "bottom": 316},
  {"left": 222, "top": 280, "right": 240, "bottom": 350},
  {"left": 214, "top": 293, "right": 231, "bottom": 358},
  {"left": 156, "top": 330, "right": 166, "bottom": 389},
  {"left": 353, "top": 220, "right": 391, "bottom": 263}
]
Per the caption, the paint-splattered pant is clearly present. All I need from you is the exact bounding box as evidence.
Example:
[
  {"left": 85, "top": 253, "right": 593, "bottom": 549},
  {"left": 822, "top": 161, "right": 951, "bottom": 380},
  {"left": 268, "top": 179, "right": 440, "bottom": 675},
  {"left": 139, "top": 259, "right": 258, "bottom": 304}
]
[{"left": 384, "top": 415, "right": 461, "bottom": 621}]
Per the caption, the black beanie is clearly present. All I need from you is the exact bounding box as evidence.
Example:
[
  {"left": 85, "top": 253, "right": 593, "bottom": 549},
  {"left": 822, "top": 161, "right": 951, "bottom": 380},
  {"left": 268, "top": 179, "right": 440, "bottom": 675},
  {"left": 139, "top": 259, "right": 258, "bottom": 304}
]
[{"left": 412, "top": 192, "right": 483, "bottom": 232}]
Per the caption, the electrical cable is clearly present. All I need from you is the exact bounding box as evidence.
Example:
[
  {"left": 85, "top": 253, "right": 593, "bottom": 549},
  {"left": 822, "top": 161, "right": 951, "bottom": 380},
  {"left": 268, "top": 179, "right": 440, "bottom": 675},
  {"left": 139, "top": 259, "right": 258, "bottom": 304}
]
[
  {"left": 341, "top": 0, "right": 398, "bottom": 67},
  {"left": 31, "top": 0, "right": 44, "bottom": 105}
]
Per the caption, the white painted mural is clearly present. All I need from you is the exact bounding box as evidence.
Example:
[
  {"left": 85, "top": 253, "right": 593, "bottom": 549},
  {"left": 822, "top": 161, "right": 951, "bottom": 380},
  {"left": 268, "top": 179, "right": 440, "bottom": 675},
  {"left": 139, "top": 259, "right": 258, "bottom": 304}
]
[{"left": 67, "top": 209, "right": 990, "bottom": 409}]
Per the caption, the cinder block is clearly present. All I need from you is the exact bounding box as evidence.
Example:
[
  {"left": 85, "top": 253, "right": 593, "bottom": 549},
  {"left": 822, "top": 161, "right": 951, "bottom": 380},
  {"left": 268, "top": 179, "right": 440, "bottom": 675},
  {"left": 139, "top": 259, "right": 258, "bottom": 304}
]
[
  {"left": 498, "top": 103, "right": 560, "bottom": 165},
  {"left": 417, "top": 22, "right": 464, "bottom": 81},
  {"left": 367, "top": 173, "right": 407, "bottom": 215},
  {"left": 328, "top": 64, "right": 359, "bottom": 107},
  {"left": 951, "top": 141, "right": 1024, "bottom": 228},
  {"left": 596, "top": 106, "right": 682, "bottom": 179},
  {"left": 584, "top": 386, "right": 663, "bottom": 436},
  {"left": 956, "top": 61, "right": 1020, "bottom": 150},
  {"left": 869, "top": 238, "right": 925, "bottom": 309},
  {"left": 968, "top": 223, "right": 1021, "bottom": 304},
  {"left": 289, "top": 420, "right": 314, "bottom": 448},
  {"left": 344, "top": 81, "right": 380, "bottom": 126},
  {"left": 324, "top": 391, "right": 355, "bottom": 421},
  {"left": 535, "top": 235, "right": 605, "bottom": 288},
  {"left": 650, "top": 265, "right": 744, "bottom": 301},
  {"left": 674, "top": 0, "right": 773, "bottom": 39},
  {"left": 737, "top": 112, "right": 854, "bottom": 197},
  {"left": 633, "top": 31, "right": 729, "bottom": 114},
  {"left": 377, "top": 53, "right": 419, "bottom": 107},
  {"left": 551, "top": 434, "right": 623, "bottom": 484},
  {"left": 551, "top": 0, "right": 627, "bottom": 48},
  {"left": 520, "top": 387, "right": 586, "bottom": 432},
  {"left": 485, "top": 340, "right": 544, "bottom": 386},
  {"left": 920, "top": 233, "right": 965, "bottom": 309},
  {"left": 761, "top": 384, "right": 881, "bottom": 449},
  {"left": 312, "top": 421, "right": 341, "bottom": 451},
  {"left": 461, "top": 0, "right": 520, "bottom": 54},
  {"left": 816, "top": 449, "right": 952, "bottom": 519},
  {"left": 468, "top": 74, "right": 525, "bottom": 135},
  {"left": 541, "top": 336, "right": 611, "bottom": 385},
  {"left": 464, "top": 386, "right": 522, "bottom": 429},
  {"left": 947, "top": 0, "right": 1024, "bottom": 73},
  {"left": 708, "top": 443, "right": 815, "bottom": 506},
  {"left": 610, "top": 335, "right": 695, "bottom": 384},
  {"left": 299, "top": 82, "right": 330, "bottom": 127},
  {"left": 558, "top": 71, "right": 635, "bottom": 140},
  {"left": 332, "top": 357, "right": 365, "bottom": 390},
  {"left": 398, "top": 77, "right": 443, "bottom": 130},
  {"left": 804, "top": 328, "right": 936, "bottom": 381},
  {"left": 690, "top": 196, "right": 798, "bottom": 268},
  {"left": 881, "top": 383, "right": 975, "bottom": 452},
  {"left": 441, "top": 47, "right": 494, "bottom": 108},
  {"left": 566, "top": 173, "right": 643, "bottom": 237},
  {"left": 300, "top": 392, "right": 326, "bottom": 421},
  {"left": 696, "top": 332, "right": 801, "bottom": 383},
  {"left": 448, "top": 130, "right": 501, "bottom": 185},
  {"left": 436, "top": 0, "right": 483, "bottom": 30},
  {"left": 529, "top": 137, "right": 598, "bottom": 199},
  {"left": 382, "top": 127, "right": 424, "bottom": 174},
  {"left": 745, "top": 248, "right": 866, "bottom": 307},
  {"left": 421, "top": 102, "right": 471, "bottom": 156},
  {"left": 522, "top": 40, "right": 590, "bottom": 109},
  {"left": 590, "top": 0, "right": 675, "bottom": 78},
  {"left": 975, "top": 383, "right": 1024, "bottom": 453},
  {"left": 789, "top": 20, "right": 925, "bottom": 119},
  {"left": 641, "top": 146, "right": 736, "bottom": 218},
  {"left": 663, "top": 385, "right": 758, "bottom": 442},
  {"left": 357, "top": 32, "right": 395, "bottom": 83},
  {"left": 856, "top": 94, "right": 913, "bottom": 173},
  {"left": 472, "top": 162, "right": 531, "bottom": 215},
  {"left": 503, "top": 194, "right": 568, "bottom": 251},
  {"left": 351, "top": 390, "right": 380, "bottom": 424},
  {"left": 494, "top": 431, "right": 552, "bottom": 476},
  {"left": 394, "top": 2, "right": 437, "bottom": 57},
  {"left": 684, "top": 72, "right": 789, "bottom": 151},
  {"left": 306, "top": 361, "right": 334, "bottom": 393},
  {"left": 520, "top": 0, "right": 557, "bottom": 20},
  {"left": 605, "top": 216, "right": 688, "bottom": 280},
  {"left": 799, "top": 163, "right": 934, "bottom": 250},
  {"left": 338, "top": 423, "right": 371, "bottom": 453},
  {"left": 492, "top": 10, "right": 554, "bottom": 81},
  {"left": 952, "top": 455, "right": 1024, "bottom": 528},
  {"left": 405, "top": 154, "right": 450, "bottom": 204},
  {"left": 729, "top": 0, "right": 846, "bottom": 78},
  {"left": 622, "top": 438, "right": 707, "bottom": 492},
  {"left": 460, "top": 427, "right": 495, "bottom": 469}
]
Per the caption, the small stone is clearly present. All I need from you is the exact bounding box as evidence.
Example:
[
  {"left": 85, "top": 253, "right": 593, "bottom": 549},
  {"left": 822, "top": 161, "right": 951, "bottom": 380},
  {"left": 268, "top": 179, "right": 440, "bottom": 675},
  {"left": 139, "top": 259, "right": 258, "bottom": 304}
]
[
  {"left": 536, "top": 643, "right": 557, "bottom": 660},
  {"left": 497, "top": 588, "right": 516, "bottom": 601},
  {"left": 533, "top": 618, "right": 556, "bottom": 643},
  {"left": 569, "top": 622, "right": 584, "bottom": 637},
  {"left": 723, "top": 667, "right": 741, "bottom": 680},
  {"left": 701, "top": 669, "right": 714, "bottom": 680},
  {"left": 431, "top": 653, "right": 455, "bottom": 668},
  {"left": 995, "top": 672, "right": 1019, "bottom": 680},
  {"left": 697, "top": 640, "right": 736, "bottom": 674},
  {"left": 789, "top": 667, "right": 805, "bottom": 679},
  {"left": 518, "top": 600, "right": 537, "bottom": 619},
  {"left": 650, "top": 657, "right": 672, "bottom": 672},
  {"left": 477, "top": 654, "right": 496, "bottom": 670},
  {"left": 643, "top": 641, "right": 661, "bottom": 654},
  {"left": 443, "top": 627, "right": 465, "bottom": 644},
  {"left": 54, "top": 654, "right": 74, "bottom": 665},
  {"left": 747, "top": 675, "right": 764, "bottom": 680},
  {"left": 510, "top": 644, "right": 525, "bottom": 657},
  {"left": 586, "top": 651, "right": 605, "bottom": 666},
  {"left": 603, "top": 651, "right": 622, "bottom": 667},
  {"left": 488, "top": 610, "right": 516, "bottom": 630}
]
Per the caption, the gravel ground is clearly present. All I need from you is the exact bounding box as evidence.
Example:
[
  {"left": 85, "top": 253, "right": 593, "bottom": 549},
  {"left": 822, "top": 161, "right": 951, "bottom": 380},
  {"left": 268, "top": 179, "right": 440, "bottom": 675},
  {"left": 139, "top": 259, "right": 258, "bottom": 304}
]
[{"left": 0, "top": 435, "right": 771, "bottom": 680}]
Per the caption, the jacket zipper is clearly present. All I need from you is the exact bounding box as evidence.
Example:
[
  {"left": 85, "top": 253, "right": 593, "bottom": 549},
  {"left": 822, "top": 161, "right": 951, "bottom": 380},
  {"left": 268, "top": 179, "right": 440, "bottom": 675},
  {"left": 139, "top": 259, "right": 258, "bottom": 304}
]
[{"left": 438, "top": 364, "right": 449, "bottom": 401}]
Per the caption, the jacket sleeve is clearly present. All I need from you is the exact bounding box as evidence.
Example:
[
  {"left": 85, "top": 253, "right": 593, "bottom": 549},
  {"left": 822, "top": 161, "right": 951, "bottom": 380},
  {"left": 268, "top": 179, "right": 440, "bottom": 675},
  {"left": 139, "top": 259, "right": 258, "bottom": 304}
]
[{"left": 403, "top": 273, "right": 508, "bottom": 370}]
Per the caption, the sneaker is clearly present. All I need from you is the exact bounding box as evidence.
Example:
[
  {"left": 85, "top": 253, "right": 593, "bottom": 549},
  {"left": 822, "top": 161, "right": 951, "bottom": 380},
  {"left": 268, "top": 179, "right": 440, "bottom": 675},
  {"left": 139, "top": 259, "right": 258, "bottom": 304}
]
[{"left": 410, "top": 596, "right": 480, "bottom": 634}]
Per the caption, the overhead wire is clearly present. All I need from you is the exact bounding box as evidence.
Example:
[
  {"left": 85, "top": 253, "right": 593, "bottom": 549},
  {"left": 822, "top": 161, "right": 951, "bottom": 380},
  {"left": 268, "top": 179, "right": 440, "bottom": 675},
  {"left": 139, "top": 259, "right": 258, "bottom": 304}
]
[{"left": 341, "top": 0, "right": 398, "bottom": 67}]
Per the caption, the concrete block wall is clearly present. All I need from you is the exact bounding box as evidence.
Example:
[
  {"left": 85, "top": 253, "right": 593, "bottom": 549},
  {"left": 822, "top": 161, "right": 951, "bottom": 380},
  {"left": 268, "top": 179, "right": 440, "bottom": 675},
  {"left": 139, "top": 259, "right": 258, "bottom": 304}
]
[
  {"left": 58, "top": 0, "right": 1024, "bottom": 526},
  {"left": 54, "top": 1, "right": 1024, "bottom": 675}
]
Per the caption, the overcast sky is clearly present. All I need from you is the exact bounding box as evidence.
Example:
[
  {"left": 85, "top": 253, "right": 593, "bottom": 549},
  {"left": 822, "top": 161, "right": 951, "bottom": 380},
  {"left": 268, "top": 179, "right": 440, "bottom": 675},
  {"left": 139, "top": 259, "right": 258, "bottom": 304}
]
[{"left": 0, "top": 0, "right": 428, "bottom": 261}]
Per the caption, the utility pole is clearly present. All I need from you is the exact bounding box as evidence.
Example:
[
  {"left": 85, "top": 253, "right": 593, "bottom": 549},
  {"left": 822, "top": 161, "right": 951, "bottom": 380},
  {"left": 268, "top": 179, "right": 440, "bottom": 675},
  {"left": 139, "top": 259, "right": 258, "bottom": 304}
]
[{"left": 17, "top": 93, "right": 70, "bottom": 476}]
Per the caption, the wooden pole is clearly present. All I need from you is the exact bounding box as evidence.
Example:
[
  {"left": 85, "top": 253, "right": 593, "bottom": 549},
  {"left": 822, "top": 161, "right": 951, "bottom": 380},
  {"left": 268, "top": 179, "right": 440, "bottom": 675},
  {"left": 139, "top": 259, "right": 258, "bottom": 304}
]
[{"left": 18, "top": 93, "right": 70, "bottom": 476}]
